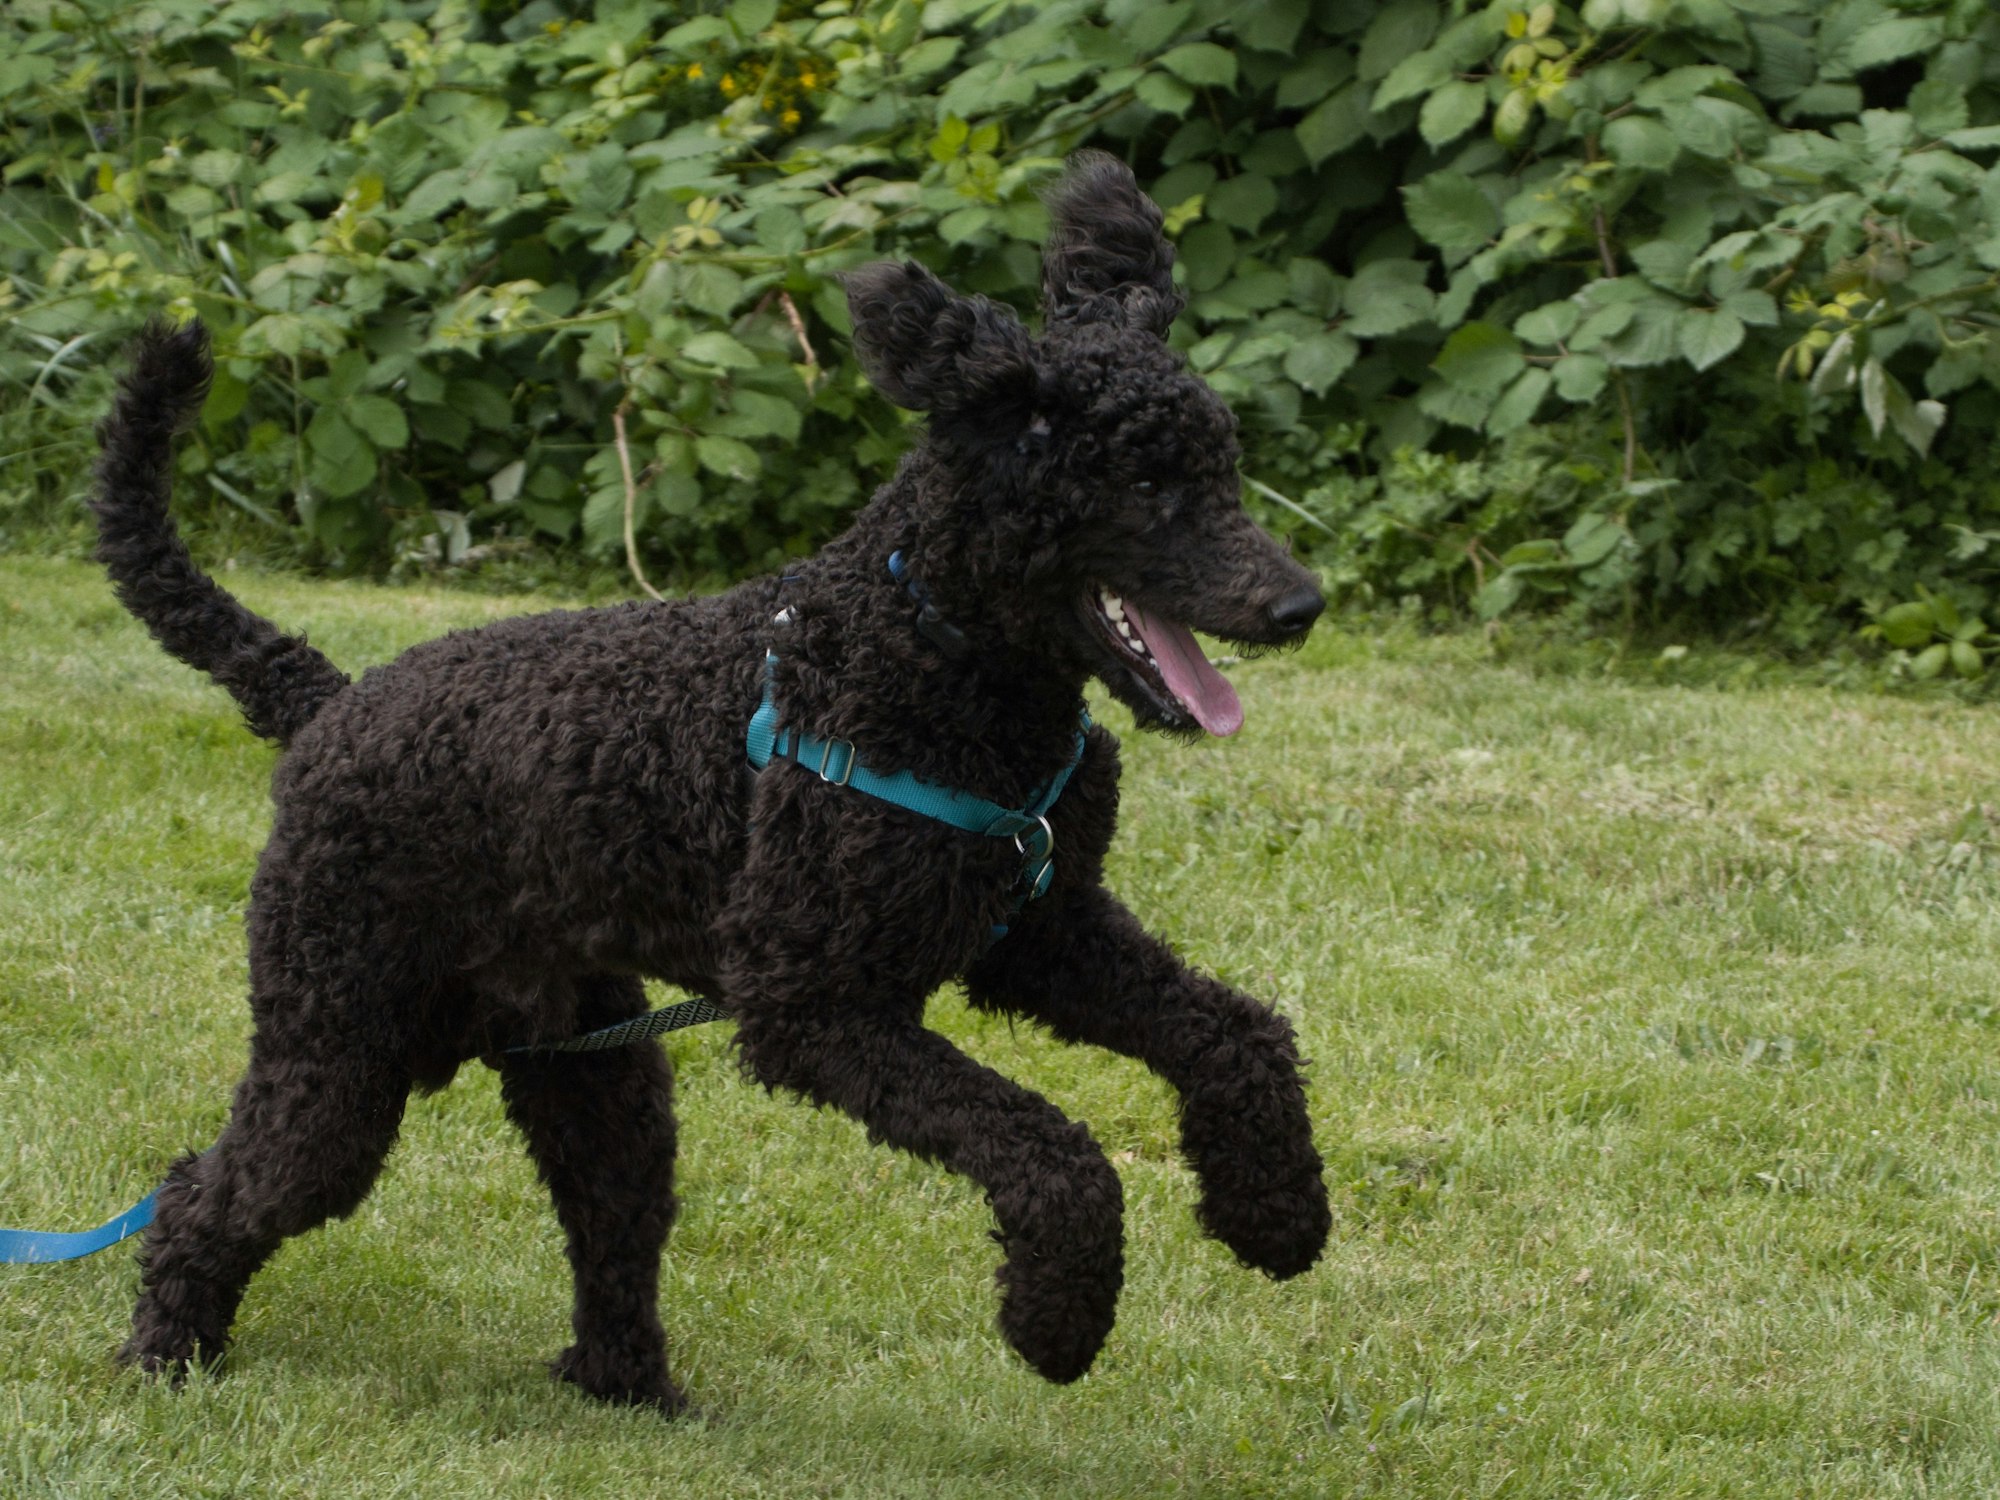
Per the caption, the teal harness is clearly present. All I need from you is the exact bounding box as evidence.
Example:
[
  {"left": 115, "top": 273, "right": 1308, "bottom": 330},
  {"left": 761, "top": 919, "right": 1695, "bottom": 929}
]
[{"left": 746, "top": 649, "right": 1090, "bottom": 943}]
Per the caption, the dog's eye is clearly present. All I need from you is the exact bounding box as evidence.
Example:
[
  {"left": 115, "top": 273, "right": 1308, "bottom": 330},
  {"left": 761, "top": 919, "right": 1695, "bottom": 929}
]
[{"left": 1132, "top": 480, "right": 1160, "bottom": 498}]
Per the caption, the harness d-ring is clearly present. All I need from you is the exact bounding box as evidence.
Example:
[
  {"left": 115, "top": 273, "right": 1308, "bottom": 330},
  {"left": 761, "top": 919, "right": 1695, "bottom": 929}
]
[{"left": 1013, "top": 814, "right": 1055, "bottom": 860}]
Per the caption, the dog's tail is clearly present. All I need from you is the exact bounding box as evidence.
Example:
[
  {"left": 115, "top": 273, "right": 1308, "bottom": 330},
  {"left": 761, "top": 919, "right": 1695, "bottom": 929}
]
[{"left": 92, "top": 319, "right": 349, "bottom": 746}]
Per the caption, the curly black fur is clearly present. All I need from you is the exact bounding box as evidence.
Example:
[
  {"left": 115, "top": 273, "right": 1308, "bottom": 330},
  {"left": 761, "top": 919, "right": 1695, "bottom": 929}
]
[
  {"left": 92, "top": 323, "right": 349, "bottom": 745},
  {"left": 94, "top": 154, "right": 1330, "bottom": 1410}
]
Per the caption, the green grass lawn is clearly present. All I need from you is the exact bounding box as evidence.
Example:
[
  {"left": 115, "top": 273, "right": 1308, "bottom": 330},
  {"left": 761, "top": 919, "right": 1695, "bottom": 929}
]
[{"left": 5, "top": 553, "right": 2000, "bottom": 1498}]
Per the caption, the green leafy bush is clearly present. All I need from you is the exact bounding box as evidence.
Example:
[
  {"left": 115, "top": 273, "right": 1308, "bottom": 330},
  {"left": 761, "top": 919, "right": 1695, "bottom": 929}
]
[{"left": 5, "top": 0, "right": 2000, "bottom": 652}]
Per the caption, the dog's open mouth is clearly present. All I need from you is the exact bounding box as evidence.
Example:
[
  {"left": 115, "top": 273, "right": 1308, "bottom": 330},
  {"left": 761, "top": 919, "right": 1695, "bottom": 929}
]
[{"left": 1088, "top": 587, "right": 1243, "bottom": 737}]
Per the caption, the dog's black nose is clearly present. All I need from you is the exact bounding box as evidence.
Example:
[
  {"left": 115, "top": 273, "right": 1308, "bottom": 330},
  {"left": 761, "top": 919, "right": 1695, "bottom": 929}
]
[{"left": 1265, "top": 584, "right": 1324, "bottom": 635}]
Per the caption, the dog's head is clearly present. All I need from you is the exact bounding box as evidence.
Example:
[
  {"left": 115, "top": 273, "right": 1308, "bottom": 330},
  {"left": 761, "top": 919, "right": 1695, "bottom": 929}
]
[{"left": 845, "top": 152, "right": 1322, "bottom": 738}]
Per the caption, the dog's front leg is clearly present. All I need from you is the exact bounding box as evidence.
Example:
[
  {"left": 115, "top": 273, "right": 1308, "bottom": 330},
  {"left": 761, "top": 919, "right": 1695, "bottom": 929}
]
[
  {"left": 965, "top": 883, "right": 1330, "bottom": 1281},
  {"left": 731, "top": 1002, "right": 1124, "bottom": 1383}
]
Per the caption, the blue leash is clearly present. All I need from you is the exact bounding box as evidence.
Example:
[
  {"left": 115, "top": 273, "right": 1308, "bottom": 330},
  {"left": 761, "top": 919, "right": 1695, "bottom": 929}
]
[
  {"left": 0, "top": 1187, "right": 162, "bottom": 1265},
  {"left": 0, "top": 997, "right": 727, "bottom": 1265}
]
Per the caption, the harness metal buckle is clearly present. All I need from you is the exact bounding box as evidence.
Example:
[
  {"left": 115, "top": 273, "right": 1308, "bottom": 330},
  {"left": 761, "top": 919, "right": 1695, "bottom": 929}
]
[
  {"left": 1012, "top": 813, "right": 1055, "bottom": 861},
  {"left": 817, "top": 738, "right": 857, "bottom": 787}
]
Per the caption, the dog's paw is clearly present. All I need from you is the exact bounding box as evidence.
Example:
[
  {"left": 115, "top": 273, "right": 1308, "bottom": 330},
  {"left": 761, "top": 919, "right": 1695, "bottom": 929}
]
[
  {"left": 117, "top": 1329, "right": 220, "bottom": 1386},
  {"left": 1197, "top": 1170, "right": 1331, "bottom": 1281},
  {"left": 551, "top": 1342, "right": 689, "bottom": 1415},
  {"left": 994, "top": 1240, "right": 1122, "bottom": 1384}
]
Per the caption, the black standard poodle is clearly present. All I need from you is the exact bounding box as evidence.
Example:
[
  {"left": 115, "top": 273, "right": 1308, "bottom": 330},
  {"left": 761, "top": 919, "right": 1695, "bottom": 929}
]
[{"left": 90, "top": 152, "right": 1331, "bottom": 1412}]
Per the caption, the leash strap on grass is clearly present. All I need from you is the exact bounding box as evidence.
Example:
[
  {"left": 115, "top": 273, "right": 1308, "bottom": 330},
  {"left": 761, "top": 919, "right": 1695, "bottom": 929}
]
[
  {"left": 2, "top": 999, "right": 729, "bottom": 1263},
  {"left": 0, "top": 1186, "right": 160, "bottom": 1265},
  {"left": 504, "top": 994, "right": 730, "bottom": 1054}
]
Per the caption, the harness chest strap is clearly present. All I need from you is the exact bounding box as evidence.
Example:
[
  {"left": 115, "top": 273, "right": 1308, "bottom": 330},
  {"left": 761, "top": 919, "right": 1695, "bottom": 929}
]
[{"left": 745, "top": 650, "right": 1089, "bottom": 933}]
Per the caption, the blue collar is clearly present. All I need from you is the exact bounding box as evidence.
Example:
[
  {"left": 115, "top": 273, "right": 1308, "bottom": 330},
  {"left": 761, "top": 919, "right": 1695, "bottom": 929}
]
[{"left": 745, "top": 649, "right": 1089, "bottom": 946}]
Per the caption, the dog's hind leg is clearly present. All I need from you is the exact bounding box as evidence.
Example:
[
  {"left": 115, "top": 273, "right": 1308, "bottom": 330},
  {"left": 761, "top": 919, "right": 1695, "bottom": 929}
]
[
  {"left": 965, "top": 883, "right": 1330, "bottom": 1281},
  {"left": 734, "top": 1005, "right": 1124, "bottom": 1384},
  {"left": 122, "top": 1020, "right": 412, "bottom": 1378},
  {"left": 497, "top": 974, "right": 683, "bottom": 1414}
]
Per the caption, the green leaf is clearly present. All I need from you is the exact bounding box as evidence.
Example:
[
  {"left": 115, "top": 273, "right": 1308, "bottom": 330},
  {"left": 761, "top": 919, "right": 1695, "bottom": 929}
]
[
  {"left": 1417, "top": 376, "right": 1495, "bottom": 429},
  {"left": 1420, "top": 80, "right": 1487, "bottom": 148},
  {"left": 1208, "top": 174, "right": 1279, "bottom": 232},
  {"left": 1932, "top": 592, "right": 1964, "bottom": 637},
  {"left": 1499, "top": 539, "right": 1564, "bottom": 570},
  {"left": 1158, "top": 42, "right": 1237, "bottom": 88},
  {"left": 1909, "top": 80, "right": 1969, "bottom": 139},
  {"left": 1475, "top": 570, "right": 1524, "bottom": 620},
  {"left": 755, "top": 206, "right": 807, "bottom": 256},
  {"left": 447, "top": 379, "right": 514, "bottom": 432},
  {"left": 710, "top": 390, "right": 804, "bottom": 443},
  {"left": 1372, "top": 46, "right": 1453, "bottom": 112},
  {"left": 1912, "top": 642, "right": 1950, "bottom": 680},
  {"left": 190, "top": 149, "right": 245, "bottom": 188},
  {"left": 324, "top": 349, "right": 370, "bottom": 402},
  {"left": 1720, "top": 289, "right": 1778, "bottom": 326},
  {"left": 1563, "top": 512, "right": 1624, "bottom": 568},
  {"left": 1135, "top": 71, "right": 1196, "bottom": 115},
  {"left": 1838, "top": 17, "right": 1944, "bottom": 75},
  {"left": 580, "top": 483, "right": 629, "bottom": 554},
  {"left": 900, "top": 36, "right": 963, "bottom": 77},
  {"left": 875, "top": 0, "right": 919, "bottom": 52},
  {"left": 1403, "top": 171, "right": 1498, "bottom": 252},
  {"left": 1952, "top": 640, "right": 1984, "bottom": 679},
  {"left": 729, "top": 0, "right": 780, "bottom": 35},
  {"left": 1433, "top": 321, "right": 1525, "bottom": 396},
  {"left": 695, "top": 433, "right": 762, "bottom": 480},
  {"left": 346, "top": 394, "right": 410, "bottom": 450},
  {"left": 682, "top": 264, "right": 747, "bottom": 319},
  {"left": 1492, "top": 88, "right": 1534, "bottom": 146},
  {"left": 1602, "top": 115, "right": 1680, "bottom": 170},
  {"left": 1357, "top": 0, "right": 1441, "bottom": 84},
  {"left": 1276, "top": 49, "right": 1356, "bottom": 110},
  {"left": 1515, "top": 300, "right": 1581, "bottom": 347},
  {"left": 305, "top": 409, "right": 377, "bottom": 499},
  {"left": 1878, "top": 601, "right": 1937, "bottom": 649},
  {"left": 1787, "top": 81, "right": 1862, "bottom": 119},
  {"left": 1883, "top": 376, "right": 1947, "bottom": 458},
  {"left": 1296, "top": 82, "right": 1372, "bottom": 166},
  {"left": 1569, "top": 302, "right": 1636, "bottom": 352},
  {"left": 1661, "top": 101, "right": 1736, "bottom": 159},
  {"left": 1282, "top": 331, "right": 1360, "bottom": 394},
  {"left": 1286, "top": 257, "right": 1345, "bottom": 317},
  {"left": 1237, "top": 0, "right": 1312, "bottom": 54},
  {"left": 1748, "top": 19, "right": 1814, "bottom": 100},
  {"left": 1487, "top": 367, "right": 1552, "bottom": 436},
  {"left": 1676, "top": 307, "right": 1745, "bottom": 372},
  {"left": 1342, "top": 259, "right": 1436, "bottom": 338},
  {"left": 1860, "top": 357, "right": 1888, "bottom": 438},
  {"left": 1552, "top": 353, "right": 1610, "bottom": 403},
  {"left": 1602, "top": 302, "right": 1682, "bottom": 368},
  {"left": 1630, "top": 239, "right": 1694, "bottom": 287},
  {"left": 679, "top": 332, "right": 759, "bottom": 370}
]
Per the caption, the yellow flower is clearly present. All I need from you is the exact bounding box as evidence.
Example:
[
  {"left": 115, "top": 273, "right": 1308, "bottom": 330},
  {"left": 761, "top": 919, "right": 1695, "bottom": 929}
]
[
  {"left": 719, "top": 74, "right": 738, "bottom": 96},
  {"left": 686, "top": 62, "right": 704, "bottom": 80},
  {"left": 781, "top": 108, "right": 801, "bottom": 127},
  {"left": 797, "top": 70, "right": 817, "bottom": 89}
]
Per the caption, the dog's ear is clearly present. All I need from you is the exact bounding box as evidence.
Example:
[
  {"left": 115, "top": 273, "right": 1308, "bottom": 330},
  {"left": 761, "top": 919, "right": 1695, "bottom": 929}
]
[
  {"left": 844, "top": 260, "right": 1037, "bottom": 424},
  {"left": 1040, "top": 151, "right": 1185, "bottom": 338}
]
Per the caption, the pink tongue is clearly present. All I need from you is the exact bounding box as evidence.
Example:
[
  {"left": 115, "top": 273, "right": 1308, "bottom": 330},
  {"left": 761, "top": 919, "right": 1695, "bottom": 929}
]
[{"left": 1124, "top": 600, "right": 1243, "bottom": 737}]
